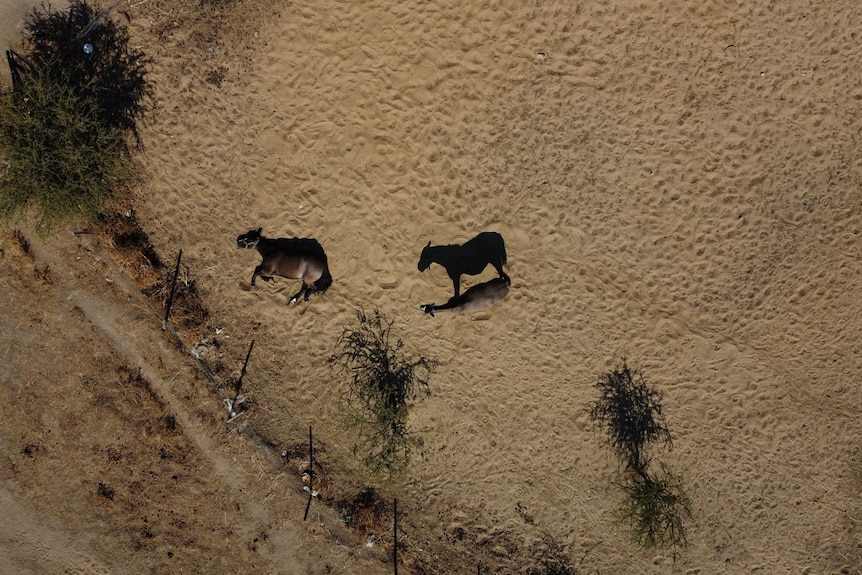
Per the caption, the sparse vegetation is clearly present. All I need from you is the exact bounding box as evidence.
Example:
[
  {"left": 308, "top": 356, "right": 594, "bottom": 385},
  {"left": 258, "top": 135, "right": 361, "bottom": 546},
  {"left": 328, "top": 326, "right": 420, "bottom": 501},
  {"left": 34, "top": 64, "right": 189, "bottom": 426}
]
[
  {"left": 590, "top": 360, "right": 690, "bottom": 556},
  {"left": 618, "top": 464, "right": 691, "bottom": 554},
  {"left": 335, "top": 486, "right": 391, "bottom": 536},
  {"left": 330, "top": 309, "right": 435, "bottom": 479},
  {"left": 526, "top": 532, "right": 578, "bottom": 575},
  {"left": 0, "top": 0, "right": 152, "bottom": 232}
]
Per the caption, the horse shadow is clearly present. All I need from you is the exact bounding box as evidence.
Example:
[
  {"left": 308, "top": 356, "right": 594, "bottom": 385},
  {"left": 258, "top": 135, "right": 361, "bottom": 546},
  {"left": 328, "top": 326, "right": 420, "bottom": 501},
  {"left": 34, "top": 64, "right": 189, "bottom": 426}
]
[{"left": 419, "top": 276, "right": 510, "bottom": 317}]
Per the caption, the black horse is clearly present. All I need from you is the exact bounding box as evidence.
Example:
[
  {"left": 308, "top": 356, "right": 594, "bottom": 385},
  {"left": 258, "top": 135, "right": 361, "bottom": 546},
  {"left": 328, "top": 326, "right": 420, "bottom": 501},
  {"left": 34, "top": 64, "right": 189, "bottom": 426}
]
[
  {"left": 417, "top": 231, "right": 509, "bottom": 297},
  {"left": 420, "top": 276, "right": 510, "bottom": 317},
  {"left": 237, "top": 228, "right": 332, "bottom": 304}
]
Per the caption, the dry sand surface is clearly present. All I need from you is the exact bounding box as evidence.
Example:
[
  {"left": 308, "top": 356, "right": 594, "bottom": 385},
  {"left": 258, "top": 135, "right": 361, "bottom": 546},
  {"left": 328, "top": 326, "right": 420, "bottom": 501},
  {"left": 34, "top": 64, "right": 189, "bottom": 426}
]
[
  {"left": 2, "top": 0, "right": 862, "bottom": 573},
  {"left": 0, "top": 0, "right": 42, "bottom": 49}
]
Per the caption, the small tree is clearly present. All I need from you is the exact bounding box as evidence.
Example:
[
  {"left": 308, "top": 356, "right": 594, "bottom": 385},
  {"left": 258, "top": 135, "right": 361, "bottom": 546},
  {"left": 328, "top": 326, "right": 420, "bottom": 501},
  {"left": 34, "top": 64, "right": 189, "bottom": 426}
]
[
  {"left": 0, "top": 0, "right": 152, "bottom": 231},
  {"left": 21, "top": 0, "right": 152, "bottom": 139},
  {"left": 590, "top": 360, "right": 671, "bottom": 471},
  {"left": 330, "top": 309, "right": 435, "bottom": 479}
]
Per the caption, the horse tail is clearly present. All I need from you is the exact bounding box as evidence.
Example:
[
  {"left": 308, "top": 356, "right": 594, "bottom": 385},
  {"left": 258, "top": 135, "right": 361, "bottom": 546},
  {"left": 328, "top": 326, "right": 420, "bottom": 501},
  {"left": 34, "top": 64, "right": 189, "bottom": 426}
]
[
  {"left": 497, "top": 232, "right": 508, "bottom": 269},
  {"left": 315, "top": 263, "right": 333, "bottom": 294}
]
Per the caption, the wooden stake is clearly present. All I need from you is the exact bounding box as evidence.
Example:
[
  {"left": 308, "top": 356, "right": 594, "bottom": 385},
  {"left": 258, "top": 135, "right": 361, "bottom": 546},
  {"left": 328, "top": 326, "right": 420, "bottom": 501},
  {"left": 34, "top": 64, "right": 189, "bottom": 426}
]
[
  {"left": 229, "top": 339, "right": 254, "bottom": 419},
  {"left": 163, "top": 250, "right": 182, "bottom": 330},
  {"left": 236, "top": 339, "right": 255, "bottom": 391},
  {"left": 393, "top": 498, "right": 398, "bottom": 575},
  {"left": 303, "top": 426, "right": 313, "bottom": 521}
]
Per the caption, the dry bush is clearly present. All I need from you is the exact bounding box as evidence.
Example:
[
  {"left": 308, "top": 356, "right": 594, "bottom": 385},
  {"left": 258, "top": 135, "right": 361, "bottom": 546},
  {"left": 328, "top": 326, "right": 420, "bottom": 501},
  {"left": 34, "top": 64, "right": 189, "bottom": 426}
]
[
  {"left": 100, "top": 211, "right": 163, "bottom": 280},
  {"left": 145, "top": 267, "right": 210, "bottom": 336},
  {"left": 590, "top": 360, "right": 690, "bottom": 557},
  {"left": 526, "top": 532, "right": 578, "bottom": 575},
  {"left": 13, "top": 229, "right": 31, "bottom": 255},
  {"left": 4, "top": 229, "right": 51, "bottom": 284},
  {"left": 99, "top": 211, "right": 210, "bottom": 341},
  {"left": 334, "top": 486, "right": 391, "bottom": 538}
]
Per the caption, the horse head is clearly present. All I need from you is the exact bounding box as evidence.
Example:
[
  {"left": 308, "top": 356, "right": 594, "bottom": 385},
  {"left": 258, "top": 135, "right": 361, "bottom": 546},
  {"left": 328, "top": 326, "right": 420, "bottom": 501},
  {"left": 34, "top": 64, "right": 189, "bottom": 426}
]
[
  {"left": 237, "top": 228, "right": 263, "bottom": 249},
  {"left": 417, "top": 241, "right": 433, "bottom": 271}
]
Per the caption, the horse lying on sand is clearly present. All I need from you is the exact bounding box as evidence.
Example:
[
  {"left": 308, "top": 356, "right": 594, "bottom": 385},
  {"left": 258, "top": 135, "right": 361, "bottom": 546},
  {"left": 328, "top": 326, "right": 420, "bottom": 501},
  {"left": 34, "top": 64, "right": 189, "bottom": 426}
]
[
  {"left": 236, "top": 228, "right": 332, "bottom": 304},
  {"left": 417, "top": 231, "right": 509, "bottom": 298},
  {"left": 420, "top": 276, "right": 510, "bottom": 317}
]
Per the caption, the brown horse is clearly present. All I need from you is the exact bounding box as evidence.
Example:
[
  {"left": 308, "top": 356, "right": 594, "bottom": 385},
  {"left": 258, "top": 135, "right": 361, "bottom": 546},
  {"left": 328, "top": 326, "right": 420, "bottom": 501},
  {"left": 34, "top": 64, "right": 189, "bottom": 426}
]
[
  {"left": 418, "top": 231, "right": 509, "bottom": 297},
  {"left": 237, "top": 228, "right": 332, "bottom": 304},
  {"left": 419, "top": 276, "right": 510, "bottom": 317}
]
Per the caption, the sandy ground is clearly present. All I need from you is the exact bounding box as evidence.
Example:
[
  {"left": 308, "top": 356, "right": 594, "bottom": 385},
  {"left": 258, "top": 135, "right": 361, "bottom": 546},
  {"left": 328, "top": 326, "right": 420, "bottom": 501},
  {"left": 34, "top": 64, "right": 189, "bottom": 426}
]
[
  {"left": 0, "top": 0, "right": 36, "bottom": 50},
  {"left": 0, "top": 0, "right": 72, "bottom": 51},
  {"left": 2, "top": 0, "right": 862, "bottom": 573}
]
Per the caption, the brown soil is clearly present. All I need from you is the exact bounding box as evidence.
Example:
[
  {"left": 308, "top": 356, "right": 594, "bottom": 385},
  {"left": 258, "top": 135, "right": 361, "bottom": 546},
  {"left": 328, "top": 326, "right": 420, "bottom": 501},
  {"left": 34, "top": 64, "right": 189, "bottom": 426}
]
[{"left": 0, "top": 222, "right": 395, "bottom": 574}]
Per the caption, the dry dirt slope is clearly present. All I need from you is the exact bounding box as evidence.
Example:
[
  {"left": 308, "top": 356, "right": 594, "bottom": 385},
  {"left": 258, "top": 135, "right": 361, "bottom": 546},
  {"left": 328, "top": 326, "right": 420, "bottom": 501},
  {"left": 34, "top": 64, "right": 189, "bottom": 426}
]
[{"left": 0, "top": 227, "right": 393, "bottom": 575}]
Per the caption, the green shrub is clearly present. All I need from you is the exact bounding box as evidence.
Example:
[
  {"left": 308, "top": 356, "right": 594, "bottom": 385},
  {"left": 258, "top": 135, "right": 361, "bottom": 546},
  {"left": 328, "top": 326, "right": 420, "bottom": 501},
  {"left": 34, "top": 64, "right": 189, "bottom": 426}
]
[
  {"left": 330, "top": 309, "right": 435, "bottom": 479},
  {"left": 618, "top": 464, "right": 691, "bottom": 554},
  {"left": 0, "top": 0, "right": 151, "bottom": 232},
  {"left": 0, "top": 73, "right": 136, "bottom": 230}
]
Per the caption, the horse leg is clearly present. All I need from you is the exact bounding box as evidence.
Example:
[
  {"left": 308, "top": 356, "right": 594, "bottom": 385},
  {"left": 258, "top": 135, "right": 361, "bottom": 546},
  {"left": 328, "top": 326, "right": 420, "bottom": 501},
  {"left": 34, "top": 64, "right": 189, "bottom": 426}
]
[
  {"left": 288, "top": 284, "right": 306, "bottom": 304},
  {"left": 251, "top": 265, "right": 263, "bottom": 287},
  {"left": 290, "top": 281, "right": 316, "bottom": 304},
  {"left": 450, "top": 273, "right": 461, "bottom": 298},
  {"left": 494, "top": 262, "right": 510, "bottom": 283}
]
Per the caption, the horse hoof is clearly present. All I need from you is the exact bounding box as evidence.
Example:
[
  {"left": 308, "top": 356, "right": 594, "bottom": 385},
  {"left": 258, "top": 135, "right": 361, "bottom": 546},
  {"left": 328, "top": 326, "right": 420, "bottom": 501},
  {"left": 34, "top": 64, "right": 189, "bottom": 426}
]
[{"left": 419, "top": 304, "right": 436, "bottom": 317}]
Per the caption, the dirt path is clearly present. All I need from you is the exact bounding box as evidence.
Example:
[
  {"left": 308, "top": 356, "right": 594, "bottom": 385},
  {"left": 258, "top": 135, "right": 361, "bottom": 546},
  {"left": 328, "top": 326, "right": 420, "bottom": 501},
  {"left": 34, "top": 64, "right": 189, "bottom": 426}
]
[
  {"left": 0, "top": 228, "right": 387, "bottom": 574},
  {"left": 0, "top": 481, "right": 117, "bottom": 575}
]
